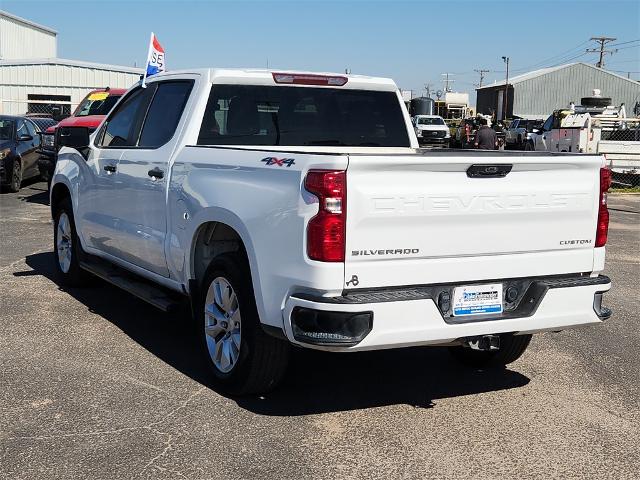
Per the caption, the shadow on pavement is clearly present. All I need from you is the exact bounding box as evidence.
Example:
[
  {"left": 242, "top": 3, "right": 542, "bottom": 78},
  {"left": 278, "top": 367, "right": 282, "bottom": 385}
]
[
  {"left": 19, "top": 181, "right": 49, "bottom": 206},
  {"left": 0, "top": 179, "right": 49, "bottom": 205},
  {"left": 19, "top": 251, "right": 530, "bottom": 415}
]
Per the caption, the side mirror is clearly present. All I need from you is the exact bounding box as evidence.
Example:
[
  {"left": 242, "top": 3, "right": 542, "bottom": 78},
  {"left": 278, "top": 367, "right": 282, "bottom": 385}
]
[
  {"left": 58, "top": 126, "right": 90, "bottom": 149},
  {"left": 18, "top": 134, "right": 34, "bottom": 142}
]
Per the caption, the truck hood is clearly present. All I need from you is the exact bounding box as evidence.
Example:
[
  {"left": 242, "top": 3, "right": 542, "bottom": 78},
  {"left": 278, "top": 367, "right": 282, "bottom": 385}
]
[
  {"left": 417, "top": 125, "right": 449, "bottom": 132},
  {"left": 54, "top": 115, "right": 106, "bottom": 130}
]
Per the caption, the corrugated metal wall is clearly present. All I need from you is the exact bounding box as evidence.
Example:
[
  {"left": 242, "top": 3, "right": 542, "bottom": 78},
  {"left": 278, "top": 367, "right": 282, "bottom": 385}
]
[
  {"left": 513, "top": 64, "right": 640, "bottom": 117},
  {"left": 0, "top": 14, "right": 57, "bottom": 59},
  {"left": 0, "top": 63, "right": 141, "bottom": 114}
]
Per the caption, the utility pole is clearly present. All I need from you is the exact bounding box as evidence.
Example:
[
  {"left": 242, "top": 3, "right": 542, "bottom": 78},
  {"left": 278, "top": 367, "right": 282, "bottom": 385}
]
[
  {"left": 474, "top": 69, "right": 489, "bottom": 88},
  {"left": 423, "top": 83, "right": 433, "bottom": 98},
  {"left": 441, "top": 73, "right": 454, "bottom": 92},
  {"left": 501, "top": 56, "right": 510, "bottom": 120},
  {"left": 587, "top": 37, "right": 617, "bottom": 68}
]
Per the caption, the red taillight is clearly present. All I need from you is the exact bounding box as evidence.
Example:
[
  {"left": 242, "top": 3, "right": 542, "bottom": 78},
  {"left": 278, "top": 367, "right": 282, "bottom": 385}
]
[
  {"left": 272, "top": 72, "right": 348, "bottom": 86},
  {"left": 596, "top": 167, "right": 612, "bottom": 247},
  {"left": 305, "top": 170, "right": 346, "bottom": 262}
]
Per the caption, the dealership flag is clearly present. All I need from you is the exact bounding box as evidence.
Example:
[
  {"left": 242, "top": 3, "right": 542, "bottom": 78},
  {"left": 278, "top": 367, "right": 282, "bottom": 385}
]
[{"left": 142, "top": 33, "right": 165, "bottom": 87}]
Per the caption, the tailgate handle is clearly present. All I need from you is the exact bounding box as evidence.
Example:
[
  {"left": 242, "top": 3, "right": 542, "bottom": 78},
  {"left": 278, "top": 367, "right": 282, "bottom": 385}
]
[{"left": 467, "top": 164, "right": 512, "bottom": 178}]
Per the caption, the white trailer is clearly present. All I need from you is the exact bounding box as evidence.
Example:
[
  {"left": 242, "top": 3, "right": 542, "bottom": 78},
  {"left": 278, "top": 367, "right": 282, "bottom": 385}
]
[{"left": 532, "top": 92, "right": 640, "bottom": 183}]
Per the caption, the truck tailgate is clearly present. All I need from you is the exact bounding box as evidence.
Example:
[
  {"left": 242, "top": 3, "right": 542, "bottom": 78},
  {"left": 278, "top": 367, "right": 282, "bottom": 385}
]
[{"left": 344, "top": 153, "right": 603, "bottom": 289}]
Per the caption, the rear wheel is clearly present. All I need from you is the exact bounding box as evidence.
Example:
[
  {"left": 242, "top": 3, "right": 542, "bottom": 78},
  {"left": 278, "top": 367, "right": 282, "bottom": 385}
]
[
  {"left": 198, "top": 253, "right": 289, "bottom": 395},
  {"left": 448, "top": 333, "right": 532, "bottom": 368},
  {"left": 7, "top": 159, "right": 22, "bottom": 193}
]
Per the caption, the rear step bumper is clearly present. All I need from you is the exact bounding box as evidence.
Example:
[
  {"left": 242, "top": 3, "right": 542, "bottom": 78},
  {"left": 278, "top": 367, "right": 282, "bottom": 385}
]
[{"left": 282, "top": 275, "right": 611, "bottom": 351}]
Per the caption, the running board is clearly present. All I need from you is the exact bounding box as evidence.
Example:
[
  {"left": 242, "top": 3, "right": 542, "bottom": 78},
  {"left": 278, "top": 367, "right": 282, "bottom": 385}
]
[{"left": 79, "top": 258, "right": 185, "bottom": 312}]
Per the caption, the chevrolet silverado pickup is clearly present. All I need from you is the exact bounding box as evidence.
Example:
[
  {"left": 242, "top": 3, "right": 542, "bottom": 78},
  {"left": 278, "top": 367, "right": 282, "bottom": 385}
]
[{"left": 50, "top": 68, "right": 613, "bottom": 394}]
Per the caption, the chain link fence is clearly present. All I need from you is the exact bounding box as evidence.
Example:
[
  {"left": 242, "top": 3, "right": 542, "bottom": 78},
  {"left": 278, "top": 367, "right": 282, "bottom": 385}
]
[
  {"left": 0, "top": 99, "right": 77, "bottom": 121},
  {"left": 601, "top": 119, "right": 640, "bottom": 189},
  {"left": 611, "top": 170, "right": 640, "bottom": 188}
]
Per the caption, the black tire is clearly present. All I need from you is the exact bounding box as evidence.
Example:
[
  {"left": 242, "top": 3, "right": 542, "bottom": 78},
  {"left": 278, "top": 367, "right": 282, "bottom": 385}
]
[
  {"left": 524, "top": 141, "right": 534, "bottom": 151},
  {"left": 53, "top": 198, "right": 91, "bottom": 287},
  {"left": 197, "top": 253, "right": 290, "bottom": 395},
  {"left": 448, "top": 333, "right": 532, "bottom": 368},
  {"left": 7, "top": 159, "right": 22, "bottom": 193}
]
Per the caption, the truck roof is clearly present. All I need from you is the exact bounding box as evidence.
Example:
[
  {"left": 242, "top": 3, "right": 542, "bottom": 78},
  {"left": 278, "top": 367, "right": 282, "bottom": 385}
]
[
  {"left": 145, "top": 68, "right": 399, "bottom": 92},
  {"left": 89, "top": 88, "right": 128, "bottom": 95}
]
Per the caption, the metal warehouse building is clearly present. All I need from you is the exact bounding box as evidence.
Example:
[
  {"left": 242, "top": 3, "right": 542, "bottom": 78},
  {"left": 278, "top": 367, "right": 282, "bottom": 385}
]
[
  {"left": 476, "top": 62, "right": 640, "bottom": 120},
  {"left": 0, "top": 10, "right": 141, "bottom": 116}
]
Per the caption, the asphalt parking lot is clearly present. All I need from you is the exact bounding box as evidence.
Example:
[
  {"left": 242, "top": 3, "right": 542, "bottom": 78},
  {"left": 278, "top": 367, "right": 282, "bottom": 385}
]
[{"left": 1, "top": 181, "right": 639, "bottom": 480}]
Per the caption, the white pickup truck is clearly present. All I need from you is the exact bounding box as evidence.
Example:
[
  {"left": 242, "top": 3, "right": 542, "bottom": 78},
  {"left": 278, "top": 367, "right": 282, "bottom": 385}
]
[{"left": 51, "top": 68, "right": 612, "bottom": 394}]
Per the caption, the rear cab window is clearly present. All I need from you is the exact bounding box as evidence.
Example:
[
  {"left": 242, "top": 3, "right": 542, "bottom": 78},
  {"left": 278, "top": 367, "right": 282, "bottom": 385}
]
[{"left": 197, "top": 85, "right": 410, "bottom": 147}]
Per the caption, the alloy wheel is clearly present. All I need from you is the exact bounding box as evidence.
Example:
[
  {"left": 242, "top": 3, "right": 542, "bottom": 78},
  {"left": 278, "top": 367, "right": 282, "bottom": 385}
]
[
  {"left": 204, "top": 276, "right": 242, "bottom": 373},
  {"left": 56, "top": 212, "right": 73, "bottom": 273}
]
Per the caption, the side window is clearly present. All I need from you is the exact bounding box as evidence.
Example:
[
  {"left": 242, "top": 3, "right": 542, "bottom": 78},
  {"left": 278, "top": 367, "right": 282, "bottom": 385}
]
[
  {"left": 98, "top": 87, "right": 152, "bottom": 148},
  {"left": 138, "top": 81, "right": 193, "bottom": 148},
  {"left": 25, "top": 120, "right": 38, "bottom": 136},
  {"left": 542, "top": 115, "right": 553, "bottom": 131},
  {"left": 16, "top": 120, "right": 28, "bottom": 139},
  {"left": 25, "top": 121, "right": 39, "bottom": 145}
]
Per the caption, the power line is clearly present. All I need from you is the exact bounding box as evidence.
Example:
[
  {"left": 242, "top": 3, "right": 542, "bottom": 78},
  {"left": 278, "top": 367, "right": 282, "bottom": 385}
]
[
  {"left": 548, "top": 51, "right": 591, "bottom": 67},
  {"left": 587, "top": 36, "right": 617, "bottom": 68},
  {"left": 608, "top": 59, "right": 640, "bottom": 65},
  {"left": 508, "top": 40, "right": 591, "bottom": 73},
  {"left": 609, "top": 39, "right": 640, "bottom": 47},
  {"left": 441, "top": 73, "right": 455, "bottom": 92},
  {"left": 615, "top": 44, "right": 640, "bottom": 51},
  {"left": 474, "top": 68, "right": 489, "bottom": 88}
]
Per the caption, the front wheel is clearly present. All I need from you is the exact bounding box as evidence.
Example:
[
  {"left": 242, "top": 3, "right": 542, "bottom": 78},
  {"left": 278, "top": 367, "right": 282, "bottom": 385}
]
[
  {"left": 53, "top": 198, "right": 91, "bottom": 286},
  {"left": 448, "top": 333, "right": 532, "bottom": 368},
  {"left": 198, "top": 253, "right": 289, "bottom": 395}
]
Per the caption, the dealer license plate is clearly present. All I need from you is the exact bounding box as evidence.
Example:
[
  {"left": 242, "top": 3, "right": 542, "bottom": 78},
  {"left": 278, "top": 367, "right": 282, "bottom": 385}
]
[{"left": 452, "top": 283, "right": 503, "bottom": 316}]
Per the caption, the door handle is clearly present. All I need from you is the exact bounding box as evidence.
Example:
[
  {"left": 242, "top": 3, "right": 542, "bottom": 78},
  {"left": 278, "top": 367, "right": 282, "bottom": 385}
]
[
  {"left": 148, "top": 167, "right": 164, "bottom": 179},
  {"left": 104, "top": 164, "right": 117, "bottom": 173}
]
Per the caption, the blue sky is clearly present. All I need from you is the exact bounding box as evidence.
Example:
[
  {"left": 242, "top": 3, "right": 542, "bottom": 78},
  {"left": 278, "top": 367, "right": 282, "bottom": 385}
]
[{"left": 5, "top": 0, "right": 640, "bottom": 97}]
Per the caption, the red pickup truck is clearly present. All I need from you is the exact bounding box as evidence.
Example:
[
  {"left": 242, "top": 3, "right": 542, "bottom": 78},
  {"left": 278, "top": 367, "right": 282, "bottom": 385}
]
[{"left": 39, "top": 88, "right": 126, "bottom": 183}]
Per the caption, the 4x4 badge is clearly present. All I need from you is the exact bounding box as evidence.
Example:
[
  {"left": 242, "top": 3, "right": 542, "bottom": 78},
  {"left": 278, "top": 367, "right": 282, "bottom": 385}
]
[{"left": 261, "top": 157, "right": 295, "bottom": 167}]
